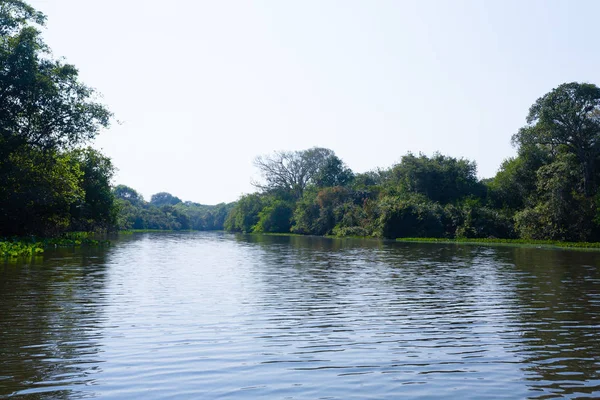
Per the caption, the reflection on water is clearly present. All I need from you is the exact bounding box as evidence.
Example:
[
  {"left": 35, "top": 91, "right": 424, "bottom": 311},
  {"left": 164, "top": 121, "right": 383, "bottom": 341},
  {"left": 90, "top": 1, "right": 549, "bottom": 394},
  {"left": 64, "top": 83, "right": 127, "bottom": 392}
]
[
  {"left": 1, "top": 232, "right": 599, "bottom": 399},
  {"left": 0, "top": 247, "right": 110, "bottom": 399}
]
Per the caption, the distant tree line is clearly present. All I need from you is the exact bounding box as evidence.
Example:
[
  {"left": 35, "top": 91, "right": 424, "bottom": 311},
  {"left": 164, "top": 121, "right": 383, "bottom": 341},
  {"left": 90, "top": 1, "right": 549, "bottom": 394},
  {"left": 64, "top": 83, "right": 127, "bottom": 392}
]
[
  {"left": 225, "top": 82, "right": 600, "bottom": 242},
  {"left": 113, "top": 186, "right": 233, "bottom": 231}
]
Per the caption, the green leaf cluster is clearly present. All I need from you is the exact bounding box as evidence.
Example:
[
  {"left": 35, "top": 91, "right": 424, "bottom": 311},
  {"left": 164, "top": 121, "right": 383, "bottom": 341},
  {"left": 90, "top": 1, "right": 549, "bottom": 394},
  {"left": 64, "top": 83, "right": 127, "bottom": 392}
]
[{"left": 0, "top": 2, "right": 116, "bottom": 237}]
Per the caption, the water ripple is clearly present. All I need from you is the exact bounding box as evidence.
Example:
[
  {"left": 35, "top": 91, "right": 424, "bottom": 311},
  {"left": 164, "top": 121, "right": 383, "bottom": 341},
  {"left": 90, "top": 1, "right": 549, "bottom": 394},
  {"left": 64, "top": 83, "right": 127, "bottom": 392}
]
[{"left": 1, "top": 232, "right": 600, "bottom": 399}]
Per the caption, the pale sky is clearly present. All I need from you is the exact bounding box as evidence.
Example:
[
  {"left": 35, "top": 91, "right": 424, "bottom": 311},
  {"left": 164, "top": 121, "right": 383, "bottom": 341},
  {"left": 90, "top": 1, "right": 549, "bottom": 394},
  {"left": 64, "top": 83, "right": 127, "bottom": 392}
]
[{"left": 28, "top": 0, "right": 600, "bottom": 204}]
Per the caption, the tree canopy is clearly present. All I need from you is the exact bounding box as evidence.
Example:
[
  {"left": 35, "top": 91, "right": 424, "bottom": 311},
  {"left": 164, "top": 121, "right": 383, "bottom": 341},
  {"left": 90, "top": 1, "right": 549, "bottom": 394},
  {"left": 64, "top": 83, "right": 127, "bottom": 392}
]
[
  {"left": 512, "top": 82, "right": 600, "bottom": 196},
  {"left": 389, "top": 153, "right": 483, "bottom": 204},
  {"left": 253, "top": 147, "right": 346, "bottom": 199},
  {"left": 0, "top": 2, "right": 111, "bottom": 155},
  {"left": 0, "top": 1, "right": 114, "bottom": 236},
  {"left": 150, "top": 192, "right": 182, "bottom": 207}
]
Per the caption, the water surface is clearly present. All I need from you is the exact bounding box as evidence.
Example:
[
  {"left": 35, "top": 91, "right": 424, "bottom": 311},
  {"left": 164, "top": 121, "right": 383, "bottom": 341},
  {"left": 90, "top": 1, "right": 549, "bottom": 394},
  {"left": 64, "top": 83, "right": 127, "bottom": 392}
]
[{"left": 1, "top": 232, "right": 600, "bottom": 399}]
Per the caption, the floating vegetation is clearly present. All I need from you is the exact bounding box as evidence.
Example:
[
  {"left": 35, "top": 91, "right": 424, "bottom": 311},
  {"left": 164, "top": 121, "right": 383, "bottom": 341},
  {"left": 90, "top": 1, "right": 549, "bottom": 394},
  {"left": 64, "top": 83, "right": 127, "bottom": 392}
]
[
  {"left": 0, "top": 241, "right": 44, "bottom": 258},
  {"left": 1, "top": 232, "right": 110, "bottom": 259}
]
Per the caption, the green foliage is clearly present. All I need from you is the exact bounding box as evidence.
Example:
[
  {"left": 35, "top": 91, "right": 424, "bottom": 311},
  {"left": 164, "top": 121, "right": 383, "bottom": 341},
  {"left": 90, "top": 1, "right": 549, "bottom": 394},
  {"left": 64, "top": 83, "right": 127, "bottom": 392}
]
[
  {"left": 453, "top": 201, "right": 515, "bottom": 239},
  {"left": 114, "top": 187, "right": 230, "bottom": 231},
  {"left": 313, "top": 155, "right": 354, "bottom": 188},
  {"left": 160, "top": 205, "right": 190, "bottom": 230},
  {"left": 351, "top": 170, "right": 384, "bottom": 190},
  {"left": 0, "top": 2, "right": 115, "bottom": 237},
  {"left": 174, "top": 202, "right": 234, "bottom": 230},
  {"left": 486, "top": 146, "right": 550, "bottom": 211},
  {"left": 290, "top": 190, "right": 320, "bottom": 235},
  {"left": 253, "top": 147, "right": 350, "bottom": 199},
  {"left": 388, "top": 153, "right": 483, "bottom": 204},
  {"left": 69, "top": 147, "right": 117, "bottom": 232},
  {"left": 1, "top": 232, "right": 109, "bottom": 259},
  {"left": 0, "top": 147, "right": 84, "bottom": 236},
  {"left": 377, "top": 195, "right": 445, "bottom": 239},
  {"left": 150, "top": 192, "right": 182, "bottom": 207},
  {"left": 223, "top": 193, "right": 267, "bottom": 233},
  {"left": 114, "top": 185, "right": 144, "bottom": 204},
  {"left": 0, "top": 1, "right": 46, "bottom": 36},
  {"left": 291, "top": 186, "right": 368, "bottom": 236},
  {"left": 514, "top": 154, "right": 596, "bottom": 241},
  {"left": 253, "top": 201, "right": 294, "bottom": 233},
  {"left": 0, "top": 240, "right": 43, "bottom": 258},
  {"left": 512, "top": 82, "right": 600, "bottom": 197},
  {"left": 0, "top": 5, "right": 111, "bottom": 154},
  {"left": 396, "top": 237, "right": 600, "bottom": 249}
]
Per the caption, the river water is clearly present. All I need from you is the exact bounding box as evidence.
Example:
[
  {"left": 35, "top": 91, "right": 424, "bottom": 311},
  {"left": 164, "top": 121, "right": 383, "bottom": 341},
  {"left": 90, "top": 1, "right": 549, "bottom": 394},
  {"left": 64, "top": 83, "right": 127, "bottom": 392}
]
[{"left": 1, "top": 232, "right": 599, "bottom": 399}]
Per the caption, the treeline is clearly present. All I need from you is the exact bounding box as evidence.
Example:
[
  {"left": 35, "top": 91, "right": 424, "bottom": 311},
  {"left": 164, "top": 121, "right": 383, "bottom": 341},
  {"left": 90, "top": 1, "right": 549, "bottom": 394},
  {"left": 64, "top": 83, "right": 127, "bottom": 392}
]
[
  {"left": 113, "top": 186, "right": 233, "bottom": 231},
  {"left": 225, "top": 82, "right": 600, "bottom": 242}
]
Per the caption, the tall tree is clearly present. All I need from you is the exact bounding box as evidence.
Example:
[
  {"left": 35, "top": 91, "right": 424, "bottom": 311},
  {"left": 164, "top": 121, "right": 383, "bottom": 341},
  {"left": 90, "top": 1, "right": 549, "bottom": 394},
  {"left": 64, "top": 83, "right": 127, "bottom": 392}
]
[
  {"left": 0, "top": 147, "right": 83, "bottom": 236},
  {"left": 512, "top": 82, "right": 600, "bottom": 196},
  {"left": 0, "top": 1, "right": 111, "bottom": 154},
  {"left": 69, "top": 147, "right": 117, "bottom": 231},
  {"left": 223, "top": 193, "right": 267, "bottom": 233},
  {"left": 0, "top": 1, "right": 45, "bottom": 36},
  {"left": 0, "top": 1, "right": 113, "bottom": 236},
  {"left": 113, "top": 185, "right": 144, "bottom": 204},
  {"left": 313, "top": 155, "right": 354, "bottom": 188},
  {"left": 486, "top": 146, "right": 550, "bottom": 211},
  {"left": 389, "top": 153, "right": 482, "bottom": 204},
  {"left": 253, "top": 147, "right": 345, "bottom": 199},
  {"left": 150, "top": 192, "right": 182, "bottom": 207}
]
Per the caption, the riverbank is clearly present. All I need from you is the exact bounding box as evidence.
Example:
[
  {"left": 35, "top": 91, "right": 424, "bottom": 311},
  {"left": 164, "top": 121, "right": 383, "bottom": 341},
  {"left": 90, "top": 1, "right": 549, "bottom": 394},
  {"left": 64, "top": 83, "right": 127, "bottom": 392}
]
[
  {"left": 396, "top": 237, "right": 600, "bottom": 249},
  {"left": 252, "top": 232, "right": 600, "bottom": 250},
  {"left": 0, "top": 233, "right": 110, "bottom": 259},
  {"left": 122, "top": 229, "right": 177, "bottom": 233}
]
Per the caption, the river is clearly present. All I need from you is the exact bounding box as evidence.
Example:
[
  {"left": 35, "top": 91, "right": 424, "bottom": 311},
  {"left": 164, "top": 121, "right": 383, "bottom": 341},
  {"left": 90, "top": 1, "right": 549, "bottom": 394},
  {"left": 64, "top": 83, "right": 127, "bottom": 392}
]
[{"left": 1, "top": 232, "right": 599, "bottom": 399}]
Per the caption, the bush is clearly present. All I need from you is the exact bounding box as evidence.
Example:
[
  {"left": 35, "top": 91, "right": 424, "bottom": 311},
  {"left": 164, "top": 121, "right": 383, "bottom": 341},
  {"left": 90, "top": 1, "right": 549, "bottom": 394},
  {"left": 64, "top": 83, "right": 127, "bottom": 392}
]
[
  {"left": 377, "top": 195, "right": 445, "bottom": 239},
  {"left": 253, "top": 201, "right": 294, "bottom": 233}
]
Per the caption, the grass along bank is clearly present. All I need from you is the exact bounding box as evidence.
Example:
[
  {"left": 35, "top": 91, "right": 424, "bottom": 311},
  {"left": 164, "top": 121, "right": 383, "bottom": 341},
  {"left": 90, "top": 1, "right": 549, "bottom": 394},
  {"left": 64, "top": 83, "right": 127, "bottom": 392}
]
[
  {"left": 1, "top": 232, "right": 110, "bottom": 259},
  {"left": 251, "top": 233, "right": 600, "bottom": 250},
  {"left": 396, "top": 237, "right": 600, "bottom": 249}
]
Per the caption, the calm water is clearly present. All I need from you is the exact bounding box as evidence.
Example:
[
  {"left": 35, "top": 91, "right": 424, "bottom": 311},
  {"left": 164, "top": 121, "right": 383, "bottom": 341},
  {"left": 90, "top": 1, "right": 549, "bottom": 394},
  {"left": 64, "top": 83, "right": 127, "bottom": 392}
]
[{"left": 1, "top": 232, "right": 600, "bottom": 399}]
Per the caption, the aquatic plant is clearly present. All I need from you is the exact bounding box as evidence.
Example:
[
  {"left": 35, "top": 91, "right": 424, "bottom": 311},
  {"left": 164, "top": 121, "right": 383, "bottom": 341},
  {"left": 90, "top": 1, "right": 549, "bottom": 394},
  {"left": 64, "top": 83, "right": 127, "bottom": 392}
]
[
  {"left": 0, "top": 241, "right": 44, "bottom": 258},
  {"left": 1, "top": 232, "right": 110, "bottom": 259}
]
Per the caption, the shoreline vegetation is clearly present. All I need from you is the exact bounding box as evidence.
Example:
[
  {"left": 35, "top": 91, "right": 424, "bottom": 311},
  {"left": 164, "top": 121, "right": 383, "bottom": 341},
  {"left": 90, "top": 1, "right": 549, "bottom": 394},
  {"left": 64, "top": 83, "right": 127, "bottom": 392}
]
[
  {"left": 395, "top": 237, "right": 600, "bottom": 250},
  {"left": 241, "top": 232, "right": 600, "bottom": 250},
  {"left": 4, "top": 2, "right": 600, "bottom": 253},
  {"left": 236, "top": 232, "right": 600, "bottom": 250},
  {"left": 6, "top": 231, "right": 600, "bottom": 260},
  {"left": 0, "top": 233, "right": 110, "bottom": 259}
]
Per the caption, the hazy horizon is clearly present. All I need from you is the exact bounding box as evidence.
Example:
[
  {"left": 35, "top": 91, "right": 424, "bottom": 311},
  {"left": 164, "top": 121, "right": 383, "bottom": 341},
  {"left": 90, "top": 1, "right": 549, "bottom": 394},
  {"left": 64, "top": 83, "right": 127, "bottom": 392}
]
[{"left": 27, "top": 0, "right": 600, "bottom": 204}]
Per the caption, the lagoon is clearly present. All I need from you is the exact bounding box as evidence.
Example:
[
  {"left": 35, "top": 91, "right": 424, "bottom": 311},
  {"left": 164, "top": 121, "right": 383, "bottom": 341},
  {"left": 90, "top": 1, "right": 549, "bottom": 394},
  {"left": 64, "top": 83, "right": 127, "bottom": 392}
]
[{"left": 1, "top": 232, "right": 600, "bottom": 399}]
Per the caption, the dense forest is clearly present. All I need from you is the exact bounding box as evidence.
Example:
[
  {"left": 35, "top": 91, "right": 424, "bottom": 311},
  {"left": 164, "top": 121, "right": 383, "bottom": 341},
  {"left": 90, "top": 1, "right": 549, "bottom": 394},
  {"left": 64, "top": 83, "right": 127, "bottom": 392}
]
[
  {"left": 226, "top": 82, "right": 600, "bottom": 242},
  {"left": 3, "top": 1, "right": 600, "bottom": 243}
]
